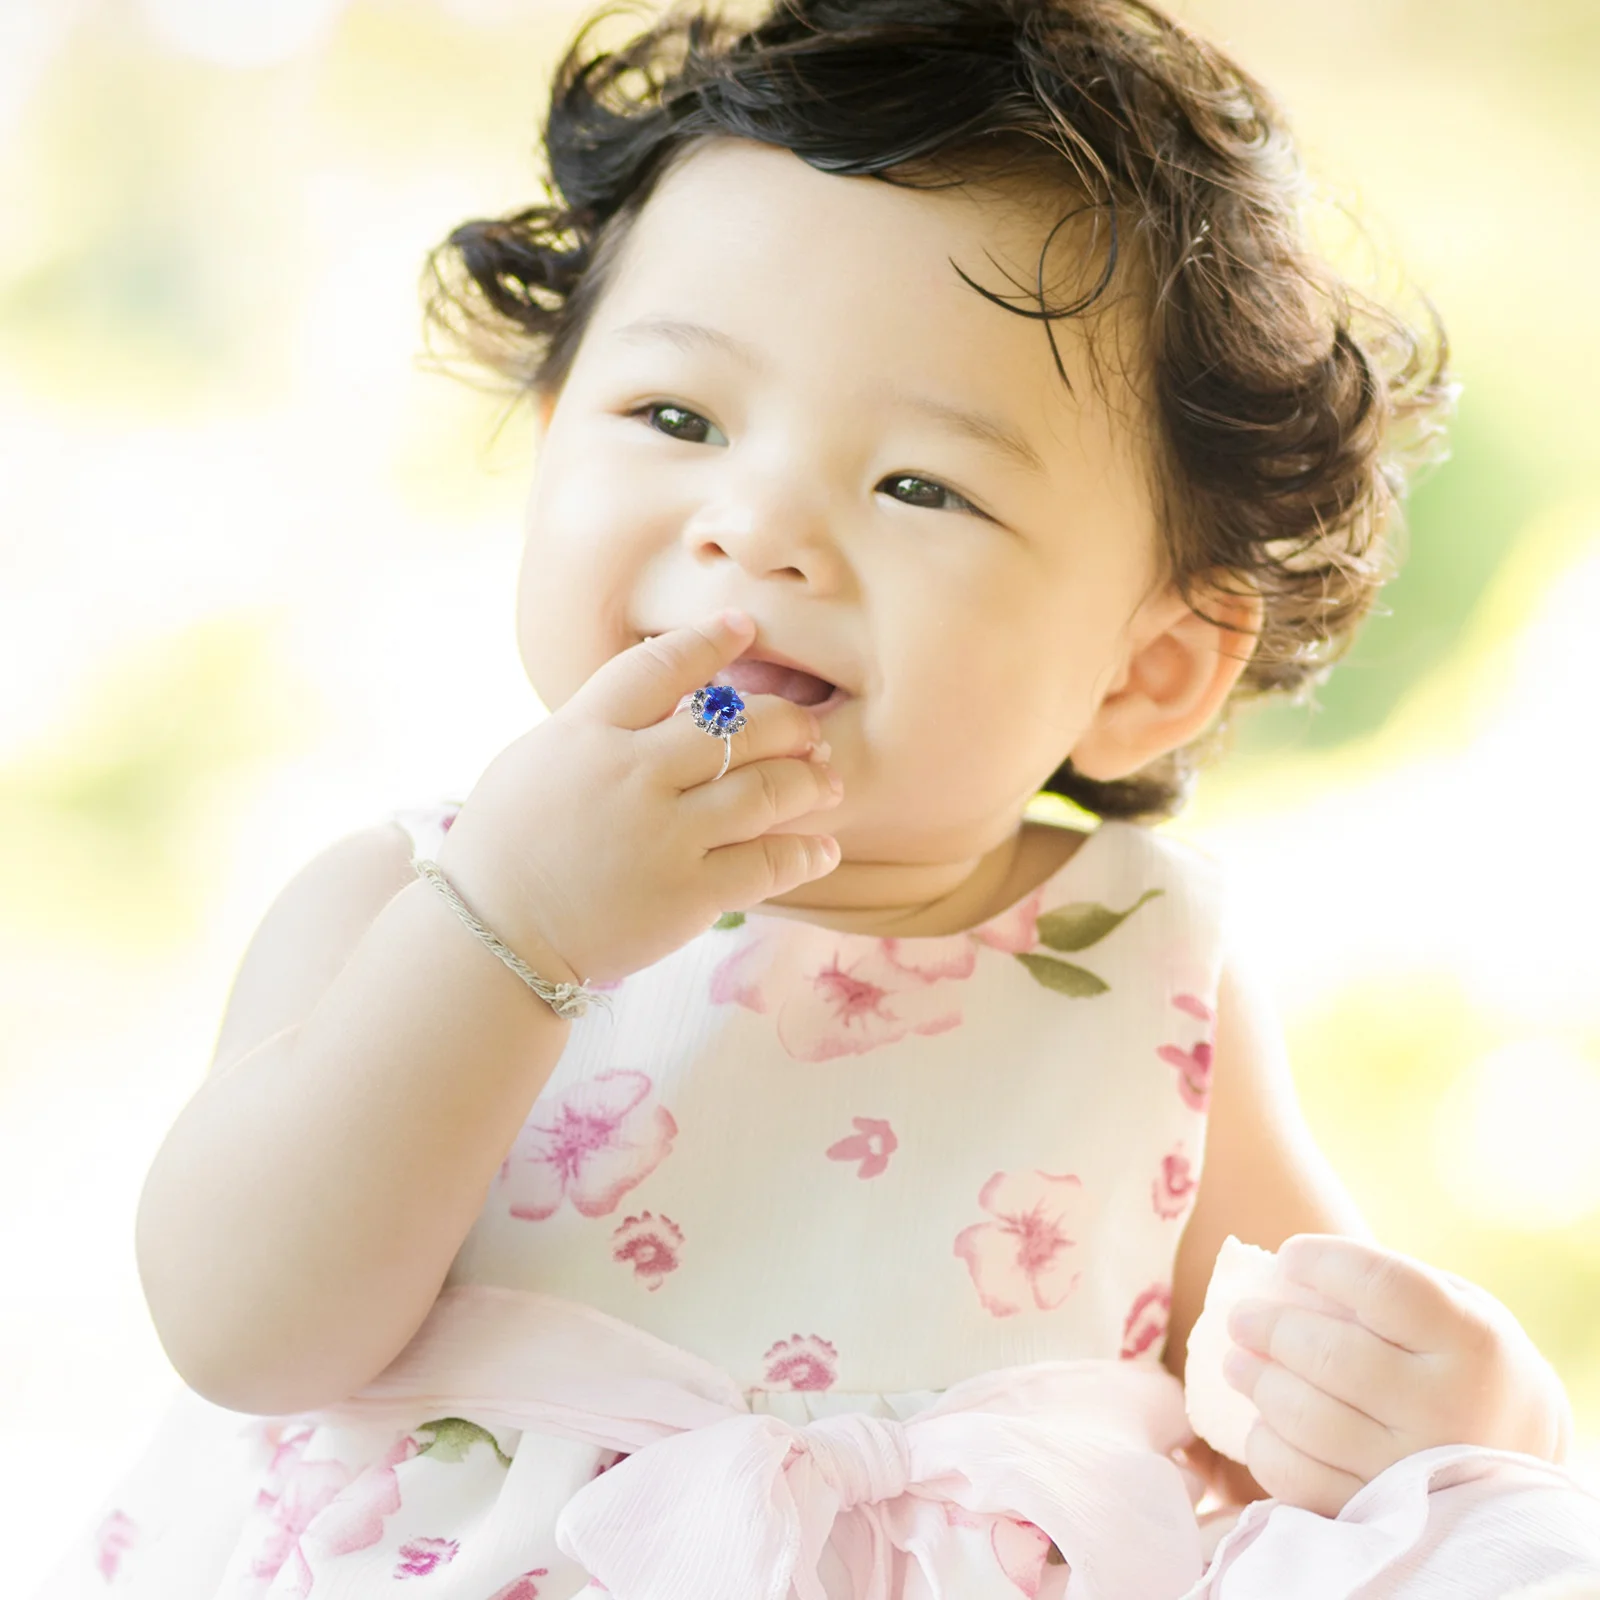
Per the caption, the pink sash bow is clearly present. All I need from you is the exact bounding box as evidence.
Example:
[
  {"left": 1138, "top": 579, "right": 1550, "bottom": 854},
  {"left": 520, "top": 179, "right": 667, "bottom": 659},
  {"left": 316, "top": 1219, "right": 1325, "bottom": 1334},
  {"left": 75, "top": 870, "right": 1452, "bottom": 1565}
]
[{"left": 307, "top": 1283, "right": 1209, "bottom": 1600}]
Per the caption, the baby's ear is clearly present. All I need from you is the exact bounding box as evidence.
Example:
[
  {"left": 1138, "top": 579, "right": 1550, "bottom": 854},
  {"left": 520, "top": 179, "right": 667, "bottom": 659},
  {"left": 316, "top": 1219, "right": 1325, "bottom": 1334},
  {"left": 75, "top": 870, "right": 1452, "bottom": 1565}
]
[{"left": 1068, "top": 574, "right": 1263, "bottom": 783}]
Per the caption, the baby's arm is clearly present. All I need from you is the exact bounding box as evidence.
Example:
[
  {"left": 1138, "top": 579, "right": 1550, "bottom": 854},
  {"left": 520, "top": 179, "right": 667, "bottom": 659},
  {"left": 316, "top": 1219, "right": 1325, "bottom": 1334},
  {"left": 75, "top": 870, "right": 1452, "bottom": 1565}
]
[
  {"left": 135, "top": 820, "right": 582, "bottom": 1415},
  {"left": 1162, "top": 948, "right": 1377, "bottom": 1504}
]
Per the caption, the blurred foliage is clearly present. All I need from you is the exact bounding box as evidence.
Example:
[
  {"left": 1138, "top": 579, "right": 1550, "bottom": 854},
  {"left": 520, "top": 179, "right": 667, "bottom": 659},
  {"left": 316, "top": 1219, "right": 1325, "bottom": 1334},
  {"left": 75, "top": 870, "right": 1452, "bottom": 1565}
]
[
  {"left": 1285, "top": 969, "right": 1600, "bottom": 1429},
  {"left": 0, "top": 615, "right": 323, "bottom": 956},
  {"left": 0, "top": 33, "right": 307, "bottom": 412},
  {"left": 1199, "top": 492, "right": 1600, "bottom": 823},
  {"left": 1291, "top": 971, "right": 1600, "bottom": 1314},
  {"left": 1231, "top": 390, "right": 1547, "bottom": 760}
]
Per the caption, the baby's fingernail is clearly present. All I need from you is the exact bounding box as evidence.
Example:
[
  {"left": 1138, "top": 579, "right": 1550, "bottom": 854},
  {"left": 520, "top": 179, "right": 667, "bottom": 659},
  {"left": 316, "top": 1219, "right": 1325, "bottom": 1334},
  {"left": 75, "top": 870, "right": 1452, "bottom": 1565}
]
[
  {"left": 715, "top": 609, "right": 753, "bottom": 636},
  {"left": 1222, "top": 1346, "right": 1255, "bottom": 1389}
]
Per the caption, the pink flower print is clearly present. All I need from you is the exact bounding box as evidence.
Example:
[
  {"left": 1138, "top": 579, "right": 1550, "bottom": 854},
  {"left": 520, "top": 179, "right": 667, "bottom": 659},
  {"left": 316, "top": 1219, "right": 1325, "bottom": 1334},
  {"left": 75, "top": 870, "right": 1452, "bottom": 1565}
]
[
  {"left": 396, "top": 1535, "right": 459, "bottom": 1577},
  {"left": 762, "top": 1333, "right": 839, "bottom": 1391},
  {"left": 993, "top": 1516, "right": 1056, "bottom": 1597},
  {"left": 92, "top": 1510, "right": 138, "bottom": 1582},
  {"left": 710, "top": 932, "right": 964, "bottom": 1060},
  {"left": 878, "top": 933, "right": 978, "bottom": 982},
  {"left": 797, "top": 948, "right": 964, "bottom": 1060},
  {"left": 302, "top": 1433, "right": 419, "bottom": 1561},
  {"left": 707, "top": 932, "right": 770, "bottom": 1012},
  {"left": 1120, "top": 1283, "right": 1171, "bottom": 1360},
  {"left": 1152, "top": 1143, "right": 1198, "bottom": 1220},
  {"left": 501, "top": 1069, "right": 677, "bottom": 1220},
  {"left": 826, "top": 1116, "right": 898, "bottom": 1178},
  {"left": 246, "top": 1452, "right": 357, "bottom": 1585},
  {"left": 954, "top": 1170, "right": 1089, "bottom": 1318},
  {"left": 1159, "top": 996, "right": 1215, "bottom": 1111},
  {"left": 710, "top": 889, "right": 1061, "bottom": 1058},
  {"left": 968, "top": 886, "right": 1051, "bottom": 954},
  {"left": 1159, "top": 1038, "right": 1213, "bottom": 1111},
  {"left": 938, "top": 1506, "right": 1057, "bottom": 1596},
  {"left": 440, "top": 806, "right": 459, "bottom": 833},
  {"left": 487, "top": 1572, "right": 552, "bottom": 1600},
  {"left": 943, "top": 1500, "right": 987, "bottom": 1530},
  {"left": 1164, "top": 992, "right": 1222, "bottom": 1107},
  {"left": 250, "top": 1420, "right": 315, "bottom": 1512},
  {"left": 277, "top": 1548, "right": 314, "bottom": 1599},
  {"left": 611, "top": 1210, "right": 683, "bottom": 1289}
]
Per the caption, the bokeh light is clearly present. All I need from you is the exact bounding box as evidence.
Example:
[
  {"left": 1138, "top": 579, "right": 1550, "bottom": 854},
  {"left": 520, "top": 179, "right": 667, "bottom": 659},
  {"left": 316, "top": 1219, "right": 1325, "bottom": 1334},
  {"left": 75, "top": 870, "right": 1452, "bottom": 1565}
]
[
  {"left": 135, "top": 0, "right": 349, "bottom": 69},
  {"left": 1433, "top": 1039, "right": 1600, "bottom": 1232}
]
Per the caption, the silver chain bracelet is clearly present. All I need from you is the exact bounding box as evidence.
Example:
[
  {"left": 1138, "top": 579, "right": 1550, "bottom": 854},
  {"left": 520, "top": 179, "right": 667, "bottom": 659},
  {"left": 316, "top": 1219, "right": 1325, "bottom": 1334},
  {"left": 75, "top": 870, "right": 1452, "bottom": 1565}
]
[{"left": 412, "top": 857, "right": 613, "bottom": 1021}]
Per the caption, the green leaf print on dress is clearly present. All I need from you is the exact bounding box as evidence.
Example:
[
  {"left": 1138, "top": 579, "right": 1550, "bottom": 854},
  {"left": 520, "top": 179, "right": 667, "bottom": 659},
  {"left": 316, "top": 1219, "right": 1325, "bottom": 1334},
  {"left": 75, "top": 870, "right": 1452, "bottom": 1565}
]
[
  {"left": 415, "top": 1417, "right": 513, "bottom": 1469},
  {"left": 1014, "top": 888, "right": 1163, "bottom": 997}
]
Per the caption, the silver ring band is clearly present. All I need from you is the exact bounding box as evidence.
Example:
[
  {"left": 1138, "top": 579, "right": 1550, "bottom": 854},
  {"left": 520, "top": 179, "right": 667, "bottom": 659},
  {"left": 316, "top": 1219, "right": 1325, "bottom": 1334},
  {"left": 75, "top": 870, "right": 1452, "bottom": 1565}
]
[{"left": 683, "top": 684, "right": 747, "bottom": 783}]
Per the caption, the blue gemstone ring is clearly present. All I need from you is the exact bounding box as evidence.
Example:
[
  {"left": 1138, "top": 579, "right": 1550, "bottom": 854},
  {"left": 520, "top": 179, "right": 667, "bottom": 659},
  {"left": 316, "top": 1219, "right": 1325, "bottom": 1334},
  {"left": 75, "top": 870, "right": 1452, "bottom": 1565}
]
[{"left": 683, "top": 683, "right": 748, "bottom": 781}]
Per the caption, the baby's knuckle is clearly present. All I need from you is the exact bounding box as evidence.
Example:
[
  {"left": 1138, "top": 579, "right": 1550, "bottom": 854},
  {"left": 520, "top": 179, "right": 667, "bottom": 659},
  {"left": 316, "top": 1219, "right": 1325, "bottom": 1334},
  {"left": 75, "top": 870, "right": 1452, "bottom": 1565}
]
[
  {"left": 636, "top": 632, "right": 678, "bottom": 671},
  {"left": 1274, "top": 1380, "right": 1314, "bottom": 1440},
  {"left": 1468, "top": 1304, "right": 1506, "bottom": 1358},
  {"left": 1444, "top": 1305, "right": 1500, "bottom": 1374},
  {"left": 1362, "top": 1253, "right": 1405, "bottom": 1306},
  {"left": 1301, "top": 1322, "right": 1344, "bottom": 1389},
  {"left": 751, "top": 762, "right": 785, "bottom": 817},
  {"left": 1248, "top": 1424, "right": 1302, "bottom": 1505},
  {"left": 764, "top": 831, "right": 807, "bottom": 885}
]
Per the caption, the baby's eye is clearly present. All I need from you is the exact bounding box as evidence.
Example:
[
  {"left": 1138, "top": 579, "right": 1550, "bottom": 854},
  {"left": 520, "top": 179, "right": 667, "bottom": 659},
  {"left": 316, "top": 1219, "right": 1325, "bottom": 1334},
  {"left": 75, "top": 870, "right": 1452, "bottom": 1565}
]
[
  {"left": 630, "top": 404, "right": 983, "bottom": 519},
  {"left": 878, "top": 473, "right": 984, "bottom": 518},
  {"left": 631, "top": 402, "right": 728, "bottom": 447}
]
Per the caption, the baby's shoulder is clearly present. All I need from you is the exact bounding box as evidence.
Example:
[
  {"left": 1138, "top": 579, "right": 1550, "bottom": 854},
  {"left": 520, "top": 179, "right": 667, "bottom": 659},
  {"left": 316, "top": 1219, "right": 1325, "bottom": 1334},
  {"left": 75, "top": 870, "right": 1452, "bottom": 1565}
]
[
  {"left": 1044, "top": 817, "right": 1228, "bottom": 908},
  {"left": 388, "top": 797, "right": 466, "bottom": 862},
  {"left": 207, "top": 816, "right": 421, "bottom": 1082}
]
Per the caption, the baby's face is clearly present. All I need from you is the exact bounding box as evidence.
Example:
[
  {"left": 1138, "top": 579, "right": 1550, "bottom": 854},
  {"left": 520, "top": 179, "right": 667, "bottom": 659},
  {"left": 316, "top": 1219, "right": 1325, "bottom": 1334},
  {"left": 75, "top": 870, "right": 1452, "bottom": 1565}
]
[{"left": 517, "top": 137, "right": 1169, "bottom": 899}]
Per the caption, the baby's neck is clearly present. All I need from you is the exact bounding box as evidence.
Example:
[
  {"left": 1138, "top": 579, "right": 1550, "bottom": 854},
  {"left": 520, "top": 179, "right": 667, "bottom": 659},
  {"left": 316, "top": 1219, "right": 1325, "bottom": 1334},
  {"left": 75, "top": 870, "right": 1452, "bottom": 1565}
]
[{"left": 750, "top": 820, "right": 1083, "bottom": 939}]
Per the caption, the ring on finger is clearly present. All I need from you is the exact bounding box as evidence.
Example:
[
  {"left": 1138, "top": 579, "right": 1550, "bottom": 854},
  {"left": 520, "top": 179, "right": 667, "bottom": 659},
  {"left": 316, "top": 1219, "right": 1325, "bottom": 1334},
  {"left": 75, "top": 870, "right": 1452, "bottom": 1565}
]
[{"left": 682, "top": 683, "right": 748, "bottom": 781}]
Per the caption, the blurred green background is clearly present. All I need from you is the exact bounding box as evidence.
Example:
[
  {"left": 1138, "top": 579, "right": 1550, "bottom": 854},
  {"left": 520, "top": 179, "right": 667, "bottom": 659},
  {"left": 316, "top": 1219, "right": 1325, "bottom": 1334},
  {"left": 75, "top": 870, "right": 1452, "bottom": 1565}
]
[{"left": 2, "top": 0, "right": 1597, "bottom": 1584}]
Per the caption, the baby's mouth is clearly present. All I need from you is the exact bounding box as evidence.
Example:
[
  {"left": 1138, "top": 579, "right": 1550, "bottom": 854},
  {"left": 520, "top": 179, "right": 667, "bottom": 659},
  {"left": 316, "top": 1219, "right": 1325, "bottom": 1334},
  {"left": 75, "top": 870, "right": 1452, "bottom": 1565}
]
[
  {"left": 643, "top": 632, "right": 852, "bottom": 714},
  {"left": 714, "top": 659, "right": 837, "bottom": 707}
]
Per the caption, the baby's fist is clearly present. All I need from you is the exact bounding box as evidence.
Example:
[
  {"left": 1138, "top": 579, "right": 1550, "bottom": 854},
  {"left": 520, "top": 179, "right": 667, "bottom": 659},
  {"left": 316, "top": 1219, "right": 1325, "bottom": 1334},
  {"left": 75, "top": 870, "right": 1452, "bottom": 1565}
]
[{"left": 1223, "top": 1235, "right": 1573, "bottom": 1518}]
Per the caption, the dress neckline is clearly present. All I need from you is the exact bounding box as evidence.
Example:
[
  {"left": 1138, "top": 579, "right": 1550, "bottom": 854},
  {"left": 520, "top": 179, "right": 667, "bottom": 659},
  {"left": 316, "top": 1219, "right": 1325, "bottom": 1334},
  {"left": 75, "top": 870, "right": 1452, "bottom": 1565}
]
[{"left": 734, "top": 819, "right": 1129, "bottom": 943}]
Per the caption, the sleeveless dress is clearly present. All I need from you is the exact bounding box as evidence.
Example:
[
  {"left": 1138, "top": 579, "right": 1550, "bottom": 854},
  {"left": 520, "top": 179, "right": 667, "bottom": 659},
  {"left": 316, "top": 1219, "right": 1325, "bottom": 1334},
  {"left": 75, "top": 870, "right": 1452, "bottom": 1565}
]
[{"left": 30, "top": 803, "right": 1600, "bottom": 1600}]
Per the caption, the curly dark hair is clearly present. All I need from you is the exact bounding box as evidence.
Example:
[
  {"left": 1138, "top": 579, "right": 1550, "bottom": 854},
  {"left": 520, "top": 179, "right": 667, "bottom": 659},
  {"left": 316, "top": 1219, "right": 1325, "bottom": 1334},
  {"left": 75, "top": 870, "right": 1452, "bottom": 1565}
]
[{"left": 420, "top": 0, "right": 1454, "bottom": 821}]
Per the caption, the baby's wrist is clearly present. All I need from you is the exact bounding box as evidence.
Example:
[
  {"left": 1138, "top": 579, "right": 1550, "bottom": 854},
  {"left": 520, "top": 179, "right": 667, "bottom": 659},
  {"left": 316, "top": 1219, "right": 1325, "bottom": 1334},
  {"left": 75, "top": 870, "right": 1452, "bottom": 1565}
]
[{"left": 431, "top": 825, "right": 587, "bottom": 991}]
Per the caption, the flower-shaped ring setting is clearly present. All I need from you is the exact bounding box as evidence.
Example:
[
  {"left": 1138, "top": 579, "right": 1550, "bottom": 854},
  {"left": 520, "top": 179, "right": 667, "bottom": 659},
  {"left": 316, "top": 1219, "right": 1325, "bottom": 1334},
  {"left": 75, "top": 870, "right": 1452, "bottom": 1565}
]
[{"left": 683, "top": 684, "right": 748, "bottom": 781}]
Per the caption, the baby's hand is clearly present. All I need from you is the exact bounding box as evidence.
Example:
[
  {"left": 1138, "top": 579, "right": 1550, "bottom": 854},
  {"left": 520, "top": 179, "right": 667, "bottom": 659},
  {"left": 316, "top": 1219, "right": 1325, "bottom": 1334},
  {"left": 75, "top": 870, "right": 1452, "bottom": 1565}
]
[
  {"left": 436, "top": 612, "right": 843, "bottom": 987},
  {"left": 1222, "top": 1234, "right": 1573, "bottom": 1518}
]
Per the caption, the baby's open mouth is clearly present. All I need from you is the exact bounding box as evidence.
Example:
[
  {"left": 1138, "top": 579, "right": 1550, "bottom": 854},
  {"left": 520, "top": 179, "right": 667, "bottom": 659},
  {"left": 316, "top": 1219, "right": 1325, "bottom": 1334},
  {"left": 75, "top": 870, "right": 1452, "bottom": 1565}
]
[
  {"left": 714, "top": 659, "right": 837, "bottom": 707},
  {"left": 644, "top": 631, "right": 851, "bottom": 713}
]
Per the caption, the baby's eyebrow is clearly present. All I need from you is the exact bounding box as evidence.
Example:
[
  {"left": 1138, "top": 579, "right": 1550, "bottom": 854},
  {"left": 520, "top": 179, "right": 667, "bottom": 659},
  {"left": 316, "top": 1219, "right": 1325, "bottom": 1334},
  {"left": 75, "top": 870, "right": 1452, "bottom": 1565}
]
[{"left": 610, "top": 314, "right": 1049, "bottom": 479}]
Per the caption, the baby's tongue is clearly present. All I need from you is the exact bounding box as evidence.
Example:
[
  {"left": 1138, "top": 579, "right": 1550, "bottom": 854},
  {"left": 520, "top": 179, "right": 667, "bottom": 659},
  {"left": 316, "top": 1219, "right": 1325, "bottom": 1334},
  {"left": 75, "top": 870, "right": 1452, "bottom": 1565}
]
[{"left": 719, "top": 659, "right": 834, "bottom": 706}]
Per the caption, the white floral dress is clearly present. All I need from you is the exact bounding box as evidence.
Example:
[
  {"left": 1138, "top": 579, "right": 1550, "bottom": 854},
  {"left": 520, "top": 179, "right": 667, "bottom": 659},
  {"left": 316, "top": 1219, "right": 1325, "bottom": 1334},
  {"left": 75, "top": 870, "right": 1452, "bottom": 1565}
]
[{"left": 34, "top": 804, "right": 1600, "bottom": 1599}]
